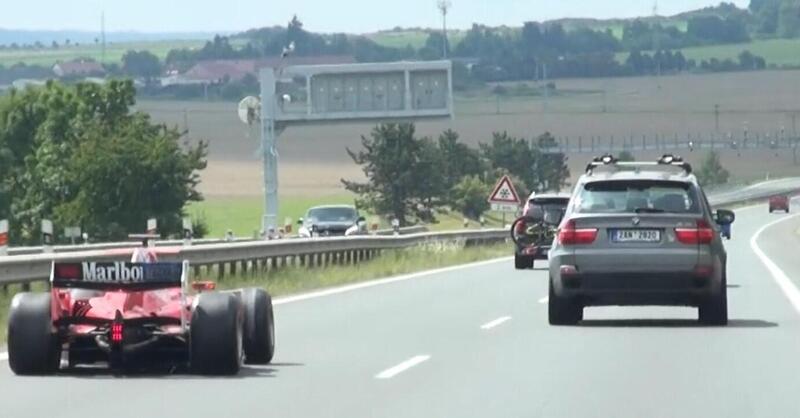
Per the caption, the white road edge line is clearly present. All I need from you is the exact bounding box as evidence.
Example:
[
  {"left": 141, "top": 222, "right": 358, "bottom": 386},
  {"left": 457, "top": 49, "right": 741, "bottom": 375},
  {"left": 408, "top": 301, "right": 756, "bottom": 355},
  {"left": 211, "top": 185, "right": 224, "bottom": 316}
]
[
  {"left": 0, "top": 352, "right": 7, "bottom": 361},
  {"left": 273, "top": 257, "right": 512, "bottom": 305},
  {"left": 750, "top": 212, "right": 800, "bottom": 314},
  {"left": 480, "top": 316, "right": 512, "bottom": 330},
  {"left": 538, "top": 296, "right": 549, "bottom": 304},
  {"left": 375, "top": 355, "right": 431, "bottom": 379}
]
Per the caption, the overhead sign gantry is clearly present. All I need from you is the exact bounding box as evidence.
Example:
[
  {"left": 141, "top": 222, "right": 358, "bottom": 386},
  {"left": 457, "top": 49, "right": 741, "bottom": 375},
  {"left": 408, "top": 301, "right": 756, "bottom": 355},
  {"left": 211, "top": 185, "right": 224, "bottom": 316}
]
[{"left": 248, "top": 60, "right": 454, "bottom": 235}]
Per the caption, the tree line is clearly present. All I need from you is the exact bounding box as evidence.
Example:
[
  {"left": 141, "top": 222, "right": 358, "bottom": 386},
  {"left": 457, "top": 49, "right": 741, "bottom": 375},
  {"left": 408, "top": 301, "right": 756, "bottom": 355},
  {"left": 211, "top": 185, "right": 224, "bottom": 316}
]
[
  {"left": 341, "top": 124, "right": 569, "bottom": 226},
  {"left": 0, "top": 80, "right": 207, "bottom": 245}
]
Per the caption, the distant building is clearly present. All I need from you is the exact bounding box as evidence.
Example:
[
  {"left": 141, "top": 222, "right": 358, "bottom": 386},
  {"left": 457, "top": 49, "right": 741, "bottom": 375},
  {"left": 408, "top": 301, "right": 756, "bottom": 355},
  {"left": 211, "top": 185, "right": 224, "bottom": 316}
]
[
  {"left": 165, "top": 55, "right": 356, "bottom": 86},
  {"left": 11, "top": 79, "right": 47, "bottom": 90},
  {"left": 52, "top": 60, "right": 106, "bottom": 78}
]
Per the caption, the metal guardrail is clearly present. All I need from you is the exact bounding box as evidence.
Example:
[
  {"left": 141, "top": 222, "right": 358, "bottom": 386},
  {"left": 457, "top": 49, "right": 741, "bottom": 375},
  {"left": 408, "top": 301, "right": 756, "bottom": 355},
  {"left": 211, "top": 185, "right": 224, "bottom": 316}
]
[
  {"left": 5, "top": 226, "right": 429, "bottom": 256},
  {"left": 707, "top": 178, "right": 800, "bottom": 207},
  {"left": 0, "top": 228, "right": 502, "bottom": 286},
  {"left": 2, "top": 178, "right": 799, "bottom": 286},
  {"left": 540, "top": 134, "right": 800, "bottom": 155}
]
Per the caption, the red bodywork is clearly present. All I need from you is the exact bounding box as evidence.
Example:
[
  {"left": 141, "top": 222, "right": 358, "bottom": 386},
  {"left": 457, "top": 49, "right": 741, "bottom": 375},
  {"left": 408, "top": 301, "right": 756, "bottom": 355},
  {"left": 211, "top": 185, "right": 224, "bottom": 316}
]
[
  {"left": 50, "top": 261, "right": 195, "bottom": 368},
  {"left": 769, "top": 195, "right": 790, "bottom": 212},
  {"left": 52, "top": 288, "right": 192, "bottom": 335}
]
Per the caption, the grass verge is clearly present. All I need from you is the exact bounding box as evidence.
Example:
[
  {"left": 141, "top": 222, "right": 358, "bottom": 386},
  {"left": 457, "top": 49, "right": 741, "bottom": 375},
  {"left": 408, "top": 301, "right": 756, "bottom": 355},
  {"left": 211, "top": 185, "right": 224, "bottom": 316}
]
[
  {"left": 215, "top": 242, "right": 511, "bottom": 295},
  {"left": 0, "top": 242, "right": 511, "bottom": 345}
]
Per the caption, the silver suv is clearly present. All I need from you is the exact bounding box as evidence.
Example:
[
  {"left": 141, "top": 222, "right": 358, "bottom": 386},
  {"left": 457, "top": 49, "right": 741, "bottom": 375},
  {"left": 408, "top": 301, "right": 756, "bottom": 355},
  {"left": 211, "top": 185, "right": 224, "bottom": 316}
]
[{"left": 548, "top": 155, "right": 735, "bottom": 326}]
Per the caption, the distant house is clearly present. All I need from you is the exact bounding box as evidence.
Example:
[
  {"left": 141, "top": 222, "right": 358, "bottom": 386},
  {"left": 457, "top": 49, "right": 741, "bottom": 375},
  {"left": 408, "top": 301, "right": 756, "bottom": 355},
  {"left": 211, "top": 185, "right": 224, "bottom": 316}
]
[
  {"left": 52, "top": 60, "right": 106, "bottom": 78},
  {"left": 12, "top": 79, "right": 47, "bottom": 90},
  {"left": 166, "top": 55, "right": 356, "bottom": 86}
]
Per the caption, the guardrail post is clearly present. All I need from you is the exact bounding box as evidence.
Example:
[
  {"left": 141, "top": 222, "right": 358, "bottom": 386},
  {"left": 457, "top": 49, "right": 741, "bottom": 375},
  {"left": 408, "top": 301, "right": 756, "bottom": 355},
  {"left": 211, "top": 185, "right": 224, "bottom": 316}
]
[
  {"left": 22, "top": 283, "right": 31, "bottom": 291},
  {"left": 230, "top": 260, "right": 237, "bottom": 276}
]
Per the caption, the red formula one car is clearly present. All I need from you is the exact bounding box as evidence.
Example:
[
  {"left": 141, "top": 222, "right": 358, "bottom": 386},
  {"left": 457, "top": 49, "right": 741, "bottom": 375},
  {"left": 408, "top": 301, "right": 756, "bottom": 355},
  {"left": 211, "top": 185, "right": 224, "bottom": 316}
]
[
  {"left": 7, "top": 261, "right": 275, "bottom": 375},
  {"left": 769, "top": 195, "right": 790, "bottom": 213}
]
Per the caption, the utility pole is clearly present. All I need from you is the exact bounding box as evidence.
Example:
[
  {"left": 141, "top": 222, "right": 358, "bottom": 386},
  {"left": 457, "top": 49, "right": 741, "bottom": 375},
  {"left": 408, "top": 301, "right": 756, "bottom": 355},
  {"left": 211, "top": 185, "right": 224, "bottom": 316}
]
[
  {"left": 714, "top": 104, "right": 720, "bottom": 132},
  {"left": 437, "top": 0, "right": 452, "bottom": 59},
  {"left": 542, "top": 62, "right": 549, "bottom": 111},
  {"left": 652, "top": 0, "right": 661, "bottom": 89},
  {"left": 101, "top": 10, "right": 106, "bottom": 63}
]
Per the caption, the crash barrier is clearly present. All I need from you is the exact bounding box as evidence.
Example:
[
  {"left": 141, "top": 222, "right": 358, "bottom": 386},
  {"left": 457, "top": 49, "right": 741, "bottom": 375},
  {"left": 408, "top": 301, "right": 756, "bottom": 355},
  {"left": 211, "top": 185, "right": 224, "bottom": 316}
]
[
  {"left": 2, "top": 178, "right": 799, "bottom": 287},
  {"left": 0, "top": 229, "right": 504, "bottom": 286},
  {"left": 5, "top": 226, "right": 429, "bottom": 256}
]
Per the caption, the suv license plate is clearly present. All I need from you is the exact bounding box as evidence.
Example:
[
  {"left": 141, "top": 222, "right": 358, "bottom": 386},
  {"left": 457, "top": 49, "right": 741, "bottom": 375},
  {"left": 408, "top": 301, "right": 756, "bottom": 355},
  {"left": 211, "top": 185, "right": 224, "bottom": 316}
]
[{"left": 612, "top": 229, "right": 661, "bottom": 243}]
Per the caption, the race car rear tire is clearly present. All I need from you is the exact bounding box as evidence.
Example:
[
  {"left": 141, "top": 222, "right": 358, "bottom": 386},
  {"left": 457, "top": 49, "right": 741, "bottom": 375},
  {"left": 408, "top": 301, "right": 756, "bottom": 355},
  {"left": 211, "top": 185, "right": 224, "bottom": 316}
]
[
  {"left": 548, "top": 278, "right": 583, "bottom": 326},
  {"left": 242, "top": 288, "right": 275, "bottom": 365},
  {"left": 190, "top": 292, "right": 242, "bottom": 375},
  {"left": 8, "top": 293, "right": 60, "bottom": 375},
  {"left": 699, "top": 274, "right": 728, "bottom": 326}
]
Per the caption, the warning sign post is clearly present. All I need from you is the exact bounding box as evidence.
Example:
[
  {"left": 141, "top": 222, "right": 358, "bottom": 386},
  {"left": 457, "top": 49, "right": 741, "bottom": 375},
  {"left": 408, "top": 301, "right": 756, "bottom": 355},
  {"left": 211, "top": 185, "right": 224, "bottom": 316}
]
[{"left": 487, "top": 175, "right": 521, "bottom": 225}]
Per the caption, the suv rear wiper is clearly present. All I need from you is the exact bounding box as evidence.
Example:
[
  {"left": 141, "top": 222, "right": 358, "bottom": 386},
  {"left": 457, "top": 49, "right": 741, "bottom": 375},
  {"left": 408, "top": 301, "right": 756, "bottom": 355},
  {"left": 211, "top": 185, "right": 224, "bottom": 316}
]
[{"left": 633, "top": 207, "right": 665, "bottom": 213}]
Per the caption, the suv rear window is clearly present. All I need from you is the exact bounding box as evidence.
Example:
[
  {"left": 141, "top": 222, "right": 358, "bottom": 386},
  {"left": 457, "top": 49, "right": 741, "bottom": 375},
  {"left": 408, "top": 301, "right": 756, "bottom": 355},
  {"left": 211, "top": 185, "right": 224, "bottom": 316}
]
[{"left": 575, "top": 180, "right": 700, "bottom": 214}]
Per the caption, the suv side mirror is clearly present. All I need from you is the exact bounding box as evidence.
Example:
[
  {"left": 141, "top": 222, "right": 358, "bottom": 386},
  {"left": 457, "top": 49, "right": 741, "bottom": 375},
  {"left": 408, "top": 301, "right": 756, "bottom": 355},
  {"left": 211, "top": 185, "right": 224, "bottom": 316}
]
[
  {"left": 357, "top": 216, "right": 366, "bottom": 223},
  {"left": 297, "top": 217, "right": 304, "bottom": 225},
  {"left": 715, "top": 209, "right": 735, "bottom": 225}
]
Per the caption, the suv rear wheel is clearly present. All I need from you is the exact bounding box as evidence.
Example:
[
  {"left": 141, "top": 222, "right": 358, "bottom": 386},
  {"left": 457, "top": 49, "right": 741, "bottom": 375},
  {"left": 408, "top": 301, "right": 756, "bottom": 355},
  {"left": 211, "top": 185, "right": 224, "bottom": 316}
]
[
  {"left": 699, "top": 273, "right": 728, "bottom": 326},
  {"left": 548, "top": 277, "right": 583, "bottom": 325},
  {"left": 514, "top": 254, "right": 533, "bottom": 270}
]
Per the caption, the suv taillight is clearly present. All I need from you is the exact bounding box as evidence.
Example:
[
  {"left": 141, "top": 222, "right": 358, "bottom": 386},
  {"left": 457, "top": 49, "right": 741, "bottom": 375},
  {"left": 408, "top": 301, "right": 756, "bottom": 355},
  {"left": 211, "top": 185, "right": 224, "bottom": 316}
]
[
  {"left": 675, "top": 220, "right": 714, "bottom": 245},
  {"left": 558, "top": 219, "right": 598, "bottom": 245}
]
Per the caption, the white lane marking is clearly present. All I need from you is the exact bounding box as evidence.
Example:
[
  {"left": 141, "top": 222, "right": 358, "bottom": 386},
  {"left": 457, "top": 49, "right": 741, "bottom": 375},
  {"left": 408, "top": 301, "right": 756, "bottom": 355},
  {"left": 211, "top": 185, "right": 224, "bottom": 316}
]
[
  {"left": 0, "top": 352, "right": 6, "bottom": 361},
  {"left": 480, "top": 316, "right": 512, "bottom": 330},
  {"left": 375, "top": 355, "right": 431, "bottom": 379},
  {"left": 750, "top": 212, "right": 800, "bottom": 314},
  {"left": 538, "top": 296, "right": 549, "bottom": 304},
  {"left": 274, "top": 257, "right": 512, "bottom": 305}
]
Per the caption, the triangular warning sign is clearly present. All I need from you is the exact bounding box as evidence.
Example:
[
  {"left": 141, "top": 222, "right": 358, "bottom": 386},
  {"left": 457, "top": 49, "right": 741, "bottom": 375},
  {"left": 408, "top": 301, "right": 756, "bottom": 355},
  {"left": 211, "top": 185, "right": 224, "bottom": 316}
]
[{"left": 488, "top": 175, "right": 521, "bottom": 204}]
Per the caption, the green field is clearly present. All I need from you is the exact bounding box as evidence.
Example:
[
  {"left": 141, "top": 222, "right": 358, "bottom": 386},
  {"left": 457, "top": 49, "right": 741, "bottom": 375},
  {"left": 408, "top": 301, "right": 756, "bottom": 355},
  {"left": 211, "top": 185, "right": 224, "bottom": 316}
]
[
  {"left": 188, "top": 194, "right": 357, "bottom": 238},
  {"left": 616, "top": 38, "right": 800, "bottom": 67},
  {"left": 681, "top": 38, "right": 800, "bottom": 67},
  {"left": 187, "top": 194, "right": 509, "bottom": 238},
  {"left": 0, "top": 39, "right": 204, "bottom": 67}
]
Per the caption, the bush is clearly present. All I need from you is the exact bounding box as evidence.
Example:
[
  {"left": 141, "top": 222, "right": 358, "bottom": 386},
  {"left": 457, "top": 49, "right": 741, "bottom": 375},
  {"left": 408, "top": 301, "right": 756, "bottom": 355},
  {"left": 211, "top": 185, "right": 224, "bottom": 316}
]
[
  {"left": 451, "top": 175, "right": 491, "bottom": 220},
  {"left": 696, "top": 150, "right": 730, "bottom": 187}
]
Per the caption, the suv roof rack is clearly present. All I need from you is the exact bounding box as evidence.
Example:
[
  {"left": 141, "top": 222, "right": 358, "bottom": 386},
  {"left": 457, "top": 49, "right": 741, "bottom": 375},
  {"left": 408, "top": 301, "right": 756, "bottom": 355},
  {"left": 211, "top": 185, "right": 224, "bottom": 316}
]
[{"left": 585, "top": 154, "right": 693, "bottom": 176}]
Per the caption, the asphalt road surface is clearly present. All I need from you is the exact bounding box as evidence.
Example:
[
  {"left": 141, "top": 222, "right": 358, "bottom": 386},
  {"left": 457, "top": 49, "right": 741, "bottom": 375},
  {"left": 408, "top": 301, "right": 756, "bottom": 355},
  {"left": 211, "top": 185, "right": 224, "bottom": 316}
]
[{"left": 3, "top": 200, "right": 800, "bottom": 418}]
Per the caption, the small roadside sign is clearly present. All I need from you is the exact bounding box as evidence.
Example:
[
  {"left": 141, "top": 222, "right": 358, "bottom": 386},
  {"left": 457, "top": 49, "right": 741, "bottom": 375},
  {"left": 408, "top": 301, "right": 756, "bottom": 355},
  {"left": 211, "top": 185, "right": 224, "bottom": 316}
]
[
  {"left": 182, "top": 218, "right": 193, "bottom": 245},
  {"left": 42, "top": 219, "right": 54, "bottom": 249},
  {"left": 488, "top": 175, "right": 521, "bottom": 213},
  {"left": 491, "top": 203, "right": 519, "bottom": 212},
  {"left": 147, "top": 218, "right": 158, "bottom": 235},
  {"left": 64, "top": 226, "right": 81, "bottom": 244},
  {"left": 0, "top": 219, "right": 8, "bottom": 255}
]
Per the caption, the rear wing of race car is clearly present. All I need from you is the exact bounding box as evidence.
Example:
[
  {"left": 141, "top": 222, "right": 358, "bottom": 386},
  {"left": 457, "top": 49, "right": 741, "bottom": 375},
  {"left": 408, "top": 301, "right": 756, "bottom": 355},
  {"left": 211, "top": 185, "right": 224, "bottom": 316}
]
[{"left": 51, "top": 261, "right": 188, "bottom": 292}]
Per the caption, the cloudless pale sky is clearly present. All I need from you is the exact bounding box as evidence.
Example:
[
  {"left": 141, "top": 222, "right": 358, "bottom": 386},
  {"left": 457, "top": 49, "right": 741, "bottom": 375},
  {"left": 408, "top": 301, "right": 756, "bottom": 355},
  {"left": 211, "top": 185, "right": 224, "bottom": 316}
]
[{"left": 1, "top": 0, "right": 751, "bottom": 33}]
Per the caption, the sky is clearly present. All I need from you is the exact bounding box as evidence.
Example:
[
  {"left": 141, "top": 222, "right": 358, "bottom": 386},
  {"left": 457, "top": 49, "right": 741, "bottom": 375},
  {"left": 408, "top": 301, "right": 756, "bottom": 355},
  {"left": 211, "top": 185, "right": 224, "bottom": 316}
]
[{"left": 1, "top": 0, "right": 751, "bottom": 34}]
